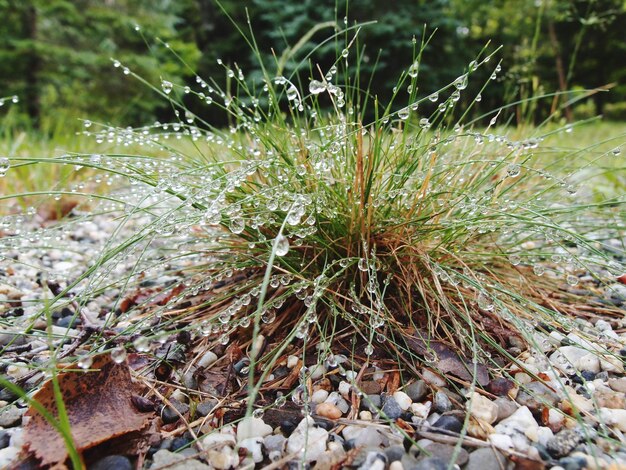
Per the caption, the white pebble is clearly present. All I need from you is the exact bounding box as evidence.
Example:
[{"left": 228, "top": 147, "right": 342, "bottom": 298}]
[
  {"left": 338, "top": 380, "right": 351, "bottom": 397},
  {"left": 410, "top": 401, "right": 431, "bottom": 419},
  {"left": 236, "top": 417, "right": 273, "bottom": 442},
  {"left": 393, "top": 391, "right": 412, "bottom": 411},
  {"left": 197, "top": 350, "right": 218, "bottom": 368},
  {"left": 286, "top": 355, "right": 299, "bottom": 368},
  {"left": 311, "top": 389, "right": 329, "bottom": 404},
  {"left": 359, "top": 411, "right": 372, "bottom": 420},
  {"left": 389, "top": 461, "right": 404, "bottom": 470},
  {"left": 489, "top": 433, "right": 514, "bottom": 451}
]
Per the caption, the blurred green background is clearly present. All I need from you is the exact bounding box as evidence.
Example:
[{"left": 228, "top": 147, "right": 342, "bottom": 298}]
[{"left": 1, "top": 0, "right": 625, "bottom": 134}]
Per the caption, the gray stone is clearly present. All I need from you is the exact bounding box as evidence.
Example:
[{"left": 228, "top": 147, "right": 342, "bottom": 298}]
[
  {"left": 421, "top": 442, "right": 468, "bottom": 466},
  {"left": 0, "top": 406, "right": 22, "bottom": 428},
  {"left": 91, "top": 455, "right": 133, "bottom": 470},
  {"left": 196, "top": 399, "right": 217, "bottom": 417},
  {"left": 494, "top": 397, "right": 517, "bottom": 421},
  {"left": 465, "top": 448, "right": 508, "bottom": 470},
  {"left": 405, "top": 380, "right": 429, "bottom": 402},
  {"left": 384, "top": 445, "right": 405, "bottom": 462},
  {"left": 381, "top": 395, "right": 403, "bottom": 420},
  {"left": 547, "top": 429, "right": 584, "bottom": 458},
  {"left": 516, "top": 382, "right": 559, "bottom": 411},
  {"left": 433, "top": 392, "right": 452, "bottom": 413},
  {"left": 357, "top": 450, "right": 387, "bottom": 470},
  {"left": 263, "top": 434, "right": 286, "bottom": 453},
  {"left": 364, "top": 394, "right": 382, "bottom": 413},
  {"left": 431, "top": 415, "right": 462, "bottom": 433},
  {"left": 410, "top": 456, "right": 449, "bottom": 470}
]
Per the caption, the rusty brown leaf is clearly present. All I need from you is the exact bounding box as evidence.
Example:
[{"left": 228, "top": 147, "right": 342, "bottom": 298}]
[{"left": 23, "top": 354, "right": 153, "bottom": 466}]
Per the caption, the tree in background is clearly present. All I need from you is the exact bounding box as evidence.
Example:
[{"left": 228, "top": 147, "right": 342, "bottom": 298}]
[{"left": 0, "top": 0, "right": 200, "bottom": 131}]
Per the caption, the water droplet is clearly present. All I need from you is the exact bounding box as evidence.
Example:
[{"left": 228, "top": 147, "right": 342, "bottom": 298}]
[
  {"left": 309, "top": 80, "right": 326, "bottom": 95},
  {"left": 229, "top": 217, "right": 245, "bottom": 234},
  {"left": 252, "top": 408, "right": 264, "bottom": 419},
  {"left": 566, "top": 274, "right": 579, "bottom": 286},
  {"left": 533, "top": 265, "right": 546, "bottom": 276},
  {"left": 357, "top": 258, "right": 368, "bottom": 271},
  {"left": 341, "top": 48, "right": 349, "bottom": 58},
  {"left": 469, "top": 60, "right": 478, "bottom": 72},
  {"left": 509, "top": 254, "right": 521, "bottom": 266},
  {"left": 90, "top": 154, "right": 102, "bottom": 164},
  {"left": 428, "top": 92, "right": 439, "bottom": 102},
  {"left": 84, "top": 120, "right": 92, "bottom": 128},
  {"left": 398, "top": 107, "right": 410, "bottom": 120},
  {"left": 408, "top": 62, "right": 419, "bottom": 78},
  {"left": 453, "top": 74, "right": 468, "bottom": 90},
  {"left": 0, "top": 157, "right": 10, "bottom": 177},
  {"left": 110, "top": 346, "right": 127, "bottom": 364},
  {"left": 275, "top": 395, "right": 287, "bottom": 407},
  {"left": 364, "top": 344, "right": 374, "bottom": 356},
  {"left": 419, "top": 118, "right": 431, "bottom": 129},
  {"left": 74, "top": 354, "right": 92, "bottom": 369},
  {"left": 161, "top": 80, "right": 173, "bottom": 94},
  {"left": 475, "top": 93, "right": 482, "bottom": 102},
  {"left": 275, "top": 234, "right": 289, "bottom": 256},
  {"left": 286, "top": 85, "right": 298, "bottom": 101},
  {"left": 612, "top": 147, "right": 621, "bottom": 156},
  {"left": 133, "top": 336, "right": 151, "bottom": 352},
  {"left": 506, "top": 164, "right": 521, "bottom": 178}
]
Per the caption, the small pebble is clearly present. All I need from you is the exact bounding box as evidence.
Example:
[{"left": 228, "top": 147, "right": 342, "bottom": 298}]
[
  {"left": 381, "top": 395, "right": 403, "bottom": 420},
  {"left": 91, "top": 455, "right": 133, "bottom": 470},
  {"left": 431, "top": 415, "right": 462, "bottom": 433},
  {"left": 393, "top": 391, "right": 412, "bottom": 411},
  {"left": 405, "top": 380, "right": 428, "bottom": 402},
  {"left": 433, "top": 392, "right": 452, "bottom": 413},
  {"left": 316, "top": 402, "right": 342, "bottom": 419},
  {"left": 311, "top": 389, "right": 329, "bottom": 404}
]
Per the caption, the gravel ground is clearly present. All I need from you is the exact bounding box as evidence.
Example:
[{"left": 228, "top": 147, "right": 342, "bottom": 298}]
[{"left": 1, "top": 206, "right": 626, "bottom": 470}]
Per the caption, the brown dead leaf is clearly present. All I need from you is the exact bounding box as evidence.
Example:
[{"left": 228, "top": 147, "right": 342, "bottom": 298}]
[
  {"left": 617, "top": 274, "right": 626, "bottom": 285},
  {"left": 23, "top": 354, "right": 153, "bottom": 467}
]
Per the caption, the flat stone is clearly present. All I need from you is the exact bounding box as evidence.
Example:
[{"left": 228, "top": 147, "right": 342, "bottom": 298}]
[
  {"left": 516, "top": 382, "right": 559, "bottom": 411},
  {"left": 608, "top": 377, "right": 626, "bottom": 393},
  {"left": 364, "top": 394, "right": 381, "bottom": 413},
  {"left": 467, "top": 392, "right": 498, "bottom": 424},
  {"left": 599, "top": 408, "right": 626, "bottom": 432},
  {"left": 342, "top": 425, "right": 383, "bottom": 448},
  {"left": 393, "top": 391, "right": 412, "bottom": 411},
  {"left": 384, "top": 445, "right": 405, "bottom": 462},
  {"left": 593, "top": 388, "right": 626, "bottom": 409},
  {"left": 405, "top": 380, "right": 429, "bottom": 402},
  {"left": 465, "top": 447, "right": 508, "bottom": 470},
  {"left": 431, "top": 415, "right": 462, "bottom": 433},
  {"left": 286, "top": 417, "right": 328, "bottom": 462},
  {"left": 433, "top": 392, "right": 452, "bottom": 413},
  {"left": 494, "top": 397, "right": 517, "bottom": 421},
  {"left": 201, "top": 432, "right": 236, "bottom": 450},
  {"left": 359, "top": 381, "right": 382, "bottom": 395},
  {"left": 421, "top": 442, "right": 468, "bottom": 466},
  {"left": 237, "top": 416, "right": 273, "bottom": 441},
  {"left": 150, "top": 449, "right": 211, "bottom": 470},
  {"left": 0, "top": 406, "right": 22, "bottom": 428}
]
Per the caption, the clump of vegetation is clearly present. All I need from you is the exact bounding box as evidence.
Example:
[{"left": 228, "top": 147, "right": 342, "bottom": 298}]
[{"left": 2, "top": 14, "right": 625, "bottom": 428}]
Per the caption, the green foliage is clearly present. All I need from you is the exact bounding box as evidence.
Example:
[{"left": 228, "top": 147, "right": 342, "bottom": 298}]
[{"left": 0, "top": 0, "right": 200, "bottom": 130}]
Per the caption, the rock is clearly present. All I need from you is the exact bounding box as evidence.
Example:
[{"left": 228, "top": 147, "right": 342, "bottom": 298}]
[
  {"left": 608, "top": 377, "right": 626, "bottom": 393},
  {"left": 548, "top": 408, "right": 565, "bottom": 432},
  {"left": 599, "top": 408, "right": 626, "bottom": 432},
  {"left": 431, "top": 415, "right": 462, "bottom": 433},
  {"left": 467, "top": 392, "right": 498, "bottom": 424},
  {"left": 90, "top": 455, "right": 133, "bottom": 470},
  {"left": 264, "top": 434, "right": 286, "bottom": 453},
  {"left": 384, "top": 445, "right": 405, "bottom": 463},
  {"left": 236, "top": 416, "right": 273, "bottom": 442},
  {"left": 338, "top": 380, "right": 351, "bottom": 397},
  {"left": 465, "top": 447, "right": 508, "bottom": 470},
  {"left": 196, "top": 350, "right": 218, "bottom": 368},
  {"left": 357, "top": 451, "right": 387, "bottom": 470},
  {"left": 150, "top": 449, "right": 211, "bottom": 470},
  {"left": 0, "top": 446, "right": 20, "bottom": 469},
  {"left": 547, "top": 429, "right": 584, "bottom": 458},
  {"left": 421, "top": 442, "right": 468, "bottom": 466},
  {"left": 0, "top": 405, "right": 22, "bottom": 428},
  {"left": 488, "top": 433, "right": 514, "bottom": 451},
  {"left": 393, "top": 391, "right": 412, "bottom": 411},
  {"left": 516, "top": 382, "right": 559, "bottom": 411},
  {"left": 201, "top": 432, "right": 236, "bottom": 450},
  {"left": 600, "top": 355, "right": 624, "bottom": 373},
  {"left": 487, "top": 378, "right": 516, "bottom": 397},
  {"left": 405, "top": 380, "right": 429, "bottom": 402},
  {"left": 239, "top": 437, "right": 264, "bottom": 463},
  {"left": 410, "top": 402, "right": 431, "bottom": 419},
  {"left": 421, "top": 369, "right": 446, "bottom": 387},
  {"left": 341, "top": 425, "right": 383, "bottom": 448},
  {"left": 196, "top": 399, "right": 217, "bottom": 417},
  {"left": 364, "top": 394, "right": 381, "bottom": 413},
  {"left": 360, "top": 381, "right": 382, "bottom": 394},
  {"left": 494, "top": 397, "right": 517, "bottom": 421},
  {"left": 359, "top": 411, "right": 372, "bottom": 420},
  {"left": 557, "top": 455, "right": 588, "bottom": 470},
  {"left": 550, "top": 346, "right": 600, "bottom": 374},
  {"left": 160, "top": 401, "right": 189, "bottom": 424},
  {"left": 410, "top": 456, "right": 449, "bottom": 470},
  {"left": 311, "top": 389, "right": 329, "bottom": 404},
  {"left": 206, "top": 448, "right": 238, "bottom": 470},
  {"left": 0, "top": 431, "right": 9, "bottom": 450},
  {"left": 316, "top": 402, "right": 342, "bottom": 419},
  {"left": 286, "top": 417, "right": 329, "bottom": 461},
  {"left": 433, "top": 392, "right": 452, "bottom": 413},
  {"left": 390, "top": 461, "right": 404, "bottom": 470},
  {"left": 593, "top": 388, "right": 626, "bottom": 409},
  {"left": 494, "top": 406, "right": 538, "bottom": 451},
  {"left": 381, "top": 395, "right": 403, "bottom": 420}
]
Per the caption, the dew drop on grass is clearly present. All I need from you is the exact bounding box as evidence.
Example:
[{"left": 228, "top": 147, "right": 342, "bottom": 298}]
[
  {"left": 428, "top": 92, "right": 439, "bottom": 102},
  {"left": 408, "top": 63, "right": 419, "bottom": 78},
  {"left": 161, "top": 80, "right": 173, "bottom": 94},
  {"left": 364, "top": 344, "right": 374, "bottom": 356},
  {"left": 506, "top": 164, "right": 521, "bottom": 178},
  {"left": 252, "top": 408, "right": 264, "bottom": 419},
  {"left": 110, "top": 346, "right": 127, "bottom": 364},
  {"left": 275, "top": 395, "right": 286, "bottom": 407},
  {"left": 133, "top": 336, "right": 151, "bottom": 352},
  {"left": 357, "top": 258, "right": 368, "bottom": 271},
  {"left": 84, "top": 120, "right": 92, "bottom": 128},
  {"left": 398, "top": 107, "right": 410, "bottom": 120},
  {"left": 286, "top": 86, "right": 298, "bottom": 101},
  {"left": 0, "top": 157, "right": 10, "bottom": 177},
  {"left": 566, "top": 274, "right": 579, "bottom": 286},
  {"left": 533, "top": 265, "right": 546, "bottom": 276},
  {"left": 453, "top": 74, "right": 468, "bottom": 90},
  {"left": 509, "top": 254, "right": 521, "bottom": 266},
  {"left": 229, "top": 217, "right": 245, "bottom": 234},
  {"left": 419, "top": 118, "right": 431, "bottom": 130},
  {"left": 309, "top": 80, "right": 326, "bottom": 95},
  {"left": 475, "top": 93, "right": 482, "bottom": 102},
  {"left": 341, "top": 48, "right": 349, "bottom": 58},
  {"left": 612, "top": 147, "right": 622, "bottom": 156},
  {"left": 275, "top": 234, "right": 289, "bottom": 256},
  {"left": 77, "top": 355, "right": 93, "bottom": 369}
]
